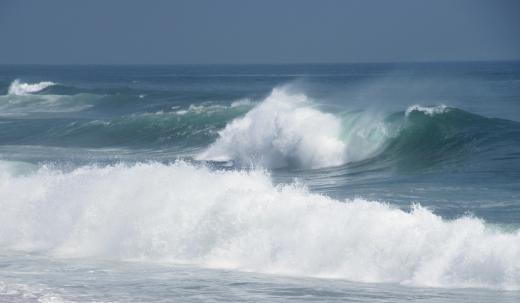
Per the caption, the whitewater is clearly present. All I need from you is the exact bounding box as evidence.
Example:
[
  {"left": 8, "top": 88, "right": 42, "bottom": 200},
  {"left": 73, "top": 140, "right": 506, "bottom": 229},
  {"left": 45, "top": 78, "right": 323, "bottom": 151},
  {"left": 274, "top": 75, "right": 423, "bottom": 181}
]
[
  {"left": 1, "top": 63, "right": 520, "bottom": 302},
  {"left": 1, "top": 161, "right": 519, "bottom": 290}
]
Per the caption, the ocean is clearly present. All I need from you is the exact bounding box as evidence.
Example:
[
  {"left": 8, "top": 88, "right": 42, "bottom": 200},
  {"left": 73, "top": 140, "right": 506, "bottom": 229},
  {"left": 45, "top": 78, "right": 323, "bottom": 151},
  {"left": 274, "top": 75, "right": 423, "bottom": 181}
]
[{"left": 0, "top": 62, "right": 519, "bottom": 302}]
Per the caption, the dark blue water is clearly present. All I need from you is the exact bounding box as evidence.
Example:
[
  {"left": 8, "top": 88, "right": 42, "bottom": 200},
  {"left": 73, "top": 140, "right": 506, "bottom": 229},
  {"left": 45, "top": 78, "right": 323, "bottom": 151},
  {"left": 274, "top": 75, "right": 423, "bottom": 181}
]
[{"left": 0, "top": 63, "right": 519, "bottom": 302}]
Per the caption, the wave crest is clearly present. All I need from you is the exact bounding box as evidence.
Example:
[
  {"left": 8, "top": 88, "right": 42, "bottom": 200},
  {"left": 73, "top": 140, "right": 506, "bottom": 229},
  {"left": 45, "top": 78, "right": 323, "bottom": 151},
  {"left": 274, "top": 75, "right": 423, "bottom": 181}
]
[
  {"left": 0, "top": 161, "right": 518, "bottom": 290},
  {"left": 7, "top": 79, "right": 56, "bottom": 95},
  {"left": 197, "top": 89, "right": 519, "bottom": 170},
  {"left": 405, "top": 104, "right": 449, "bottom": 116},
  {"left": 197, "top": 88, "right": 387, "bottom": 169}
]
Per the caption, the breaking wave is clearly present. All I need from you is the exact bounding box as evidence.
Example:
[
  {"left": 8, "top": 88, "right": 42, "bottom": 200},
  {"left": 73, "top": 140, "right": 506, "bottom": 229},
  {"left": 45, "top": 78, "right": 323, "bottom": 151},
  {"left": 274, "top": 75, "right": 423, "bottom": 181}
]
[
  {"left": 197, "top": 88, "right": 520, "bottom": 169},
  {"left": 1, "top": 83, "right": 518, "bottom": 170},
  {"left": 0, "top": 161, "right": 518, "bottom": 290},
  {"left": 197, "top": 88, "right": 388, "bottom": 169},
  {"left": 7, "top": 80, "right": 56, "bottom": 95},
  {"left": 0, "top": 80, "right": 101, "bottom": 117}
]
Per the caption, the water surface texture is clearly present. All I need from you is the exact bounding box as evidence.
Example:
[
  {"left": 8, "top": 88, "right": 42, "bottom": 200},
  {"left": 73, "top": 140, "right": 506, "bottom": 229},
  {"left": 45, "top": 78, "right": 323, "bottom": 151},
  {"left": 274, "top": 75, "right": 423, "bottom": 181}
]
[{"left": 1, "top": 63, "right": 519, "bottom": 302}]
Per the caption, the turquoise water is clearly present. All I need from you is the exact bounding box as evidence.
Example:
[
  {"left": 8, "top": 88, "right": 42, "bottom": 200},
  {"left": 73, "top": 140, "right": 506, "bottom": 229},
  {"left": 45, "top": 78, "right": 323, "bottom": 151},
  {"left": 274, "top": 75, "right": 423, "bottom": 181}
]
[{"left": 0, "top": 63, "right": 519, "bottom": 302}]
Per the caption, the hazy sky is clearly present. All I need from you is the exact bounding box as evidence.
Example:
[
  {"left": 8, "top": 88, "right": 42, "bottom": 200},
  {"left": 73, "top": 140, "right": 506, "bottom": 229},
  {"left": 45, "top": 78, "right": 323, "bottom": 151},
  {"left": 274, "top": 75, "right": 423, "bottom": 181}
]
[{"left": 1, "top": 0, "right": 519, "bottom": 64}]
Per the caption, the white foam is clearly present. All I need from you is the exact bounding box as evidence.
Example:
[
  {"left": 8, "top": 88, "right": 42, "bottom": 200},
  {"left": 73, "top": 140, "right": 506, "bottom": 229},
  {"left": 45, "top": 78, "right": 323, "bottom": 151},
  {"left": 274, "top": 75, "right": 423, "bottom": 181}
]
[
  {"left": 198, "top": 88, "right": 389, "bottom": 169},
  {"left": 197, "top": 88, "right": 348, "bottom": 168},
  {"left": 174, "top": 103, "right": 231, "bottom": 116},
  {"left": 7, "top": 79, "right": 56, "bottom": 96},
  {"left": 0, "top": 161, "right": 518, "bottom": 290},
  {"left": 0, "top": 160, "right": 38, "bottom": 177},
  {"left": 230, "top": 98, "right": 253, "bottom": 108},
  {"left": 406, "top": 104, "right": 449, "bottom": 116},
  {"left": 0, "top": 281, "right": 68, "bottom": 303}
]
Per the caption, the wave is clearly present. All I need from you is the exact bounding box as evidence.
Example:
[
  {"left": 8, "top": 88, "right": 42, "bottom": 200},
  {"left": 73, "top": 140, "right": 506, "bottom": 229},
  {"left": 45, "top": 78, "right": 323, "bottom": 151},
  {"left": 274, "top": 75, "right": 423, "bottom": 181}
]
[
  {"left": 381, "top": 105, "right": 520, "bottom": 169},
  {"left": 7, "top": 79, "right": 56, "bottom": 95},
  {"left": 0, "top": 79, "right": 159, "bottom": 117},
  {"left": 0, "top": 80, "right": 102, "bottom": 116},
  {"left": 0, "top": 93, "right": 97, "bottom": 117},
  {"left": 0, "top": 161, "right": 518, "bottom": 290},
  {"left": 2, "top": 82, "right": 518, "bottom": 169},
  {"left": 197, "top": 88, "right": 388, "bottom": 169},
  {"left": 198, "top": 88, "right": 520, "bottom": 170},
  {"left": 35, "top": 103, "right": 252, "bottom": 148}
]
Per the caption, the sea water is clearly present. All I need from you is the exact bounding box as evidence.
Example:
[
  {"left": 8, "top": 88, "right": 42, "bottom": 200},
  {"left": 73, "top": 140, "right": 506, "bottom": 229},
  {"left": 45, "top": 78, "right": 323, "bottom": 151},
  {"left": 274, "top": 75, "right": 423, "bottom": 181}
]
[{"left": 0, "top": 62, "right": 519, "bottom": 302}]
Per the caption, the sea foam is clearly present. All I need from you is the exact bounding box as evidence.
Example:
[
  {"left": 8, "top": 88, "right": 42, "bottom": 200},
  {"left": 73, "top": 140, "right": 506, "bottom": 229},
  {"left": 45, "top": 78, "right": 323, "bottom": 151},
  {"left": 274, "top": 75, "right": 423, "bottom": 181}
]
[
  {"left": 0, "top": 161, "right": 518, "bottom": 290},
  {"left": 197, "top": 88, "right": 388, "bottom": 169},
  {"left": 405, "top": 104, "right": 449, "bottom": 116}
]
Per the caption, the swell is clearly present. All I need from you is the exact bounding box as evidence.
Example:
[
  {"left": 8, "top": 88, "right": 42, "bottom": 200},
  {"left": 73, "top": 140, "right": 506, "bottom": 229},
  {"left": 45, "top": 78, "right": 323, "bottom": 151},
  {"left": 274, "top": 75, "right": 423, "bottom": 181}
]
[
  {"left": 374, "top": 106, "right": 520, "bottom": 171},
  {"left": 14, "top": 104, "right": 251, "bottom": 149},
  {"left": 2, "top": 83, "right": 519, "bottom": 171},
  {"left": 0, "top": 79, "right": 180, "bottom": 117},
  {"left": 197, "top": 88, "right": 520, "bottom": 170},
  {"left": 0, "top": 161, "right": 518, "bottom": 290},
  {"left": 1, "top": 80, "right": 104, "bottom": 117}
]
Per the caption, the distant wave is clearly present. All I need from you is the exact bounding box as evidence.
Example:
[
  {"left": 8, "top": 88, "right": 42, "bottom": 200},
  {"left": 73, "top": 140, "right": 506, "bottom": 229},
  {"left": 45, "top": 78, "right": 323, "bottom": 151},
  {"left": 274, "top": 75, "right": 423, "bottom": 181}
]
[
  {"left": 32, "top": 103, "right": 252, "bottom": 148},
  {"left": 0, "top": 161, "right": 518, "bottom": 290},
  {"left": 0, "top": 80, "right": 107, "bottom": 116},
  {"left": 7, "top": 79, "right": 56, "bottom": 95},
  {"left": 0, "top": 93, "right": 97, "bottom": 117}
]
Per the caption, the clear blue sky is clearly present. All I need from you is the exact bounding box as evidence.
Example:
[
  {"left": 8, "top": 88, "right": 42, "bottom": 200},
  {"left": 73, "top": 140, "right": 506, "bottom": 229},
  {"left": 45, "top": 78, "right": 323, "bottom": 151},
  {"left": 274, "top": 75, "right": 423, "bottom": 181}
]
[{"left": 1, "top": 0, "right": 519, "bottom": 64}]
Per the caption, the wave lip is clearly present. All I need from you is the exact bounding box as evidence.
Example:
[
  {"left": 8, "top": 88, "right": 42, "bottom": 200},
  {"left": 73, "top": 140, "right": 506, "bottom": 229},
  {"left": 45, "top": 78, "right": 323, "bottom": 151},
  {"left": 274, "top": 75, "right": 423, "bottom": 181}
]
[
  {"left": 0, "top": 161, "right": 518, "bottom": 290},
  {"left": 405, "top": 104, "right": 449, "bottom": 116},
  {"left": 7, "top": 79, "right": 56, "bottom": 95}
]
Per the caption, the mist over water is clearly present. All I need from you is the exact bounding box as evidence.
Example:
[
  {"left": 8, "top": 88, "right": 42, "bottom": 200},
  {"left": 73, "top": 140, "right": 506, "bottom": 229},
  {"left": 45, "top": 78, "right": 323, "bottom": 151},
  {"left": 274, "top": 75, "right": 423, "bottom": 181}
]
[{"left": 1, "top": 63, "right": 520, "bottom": 302}]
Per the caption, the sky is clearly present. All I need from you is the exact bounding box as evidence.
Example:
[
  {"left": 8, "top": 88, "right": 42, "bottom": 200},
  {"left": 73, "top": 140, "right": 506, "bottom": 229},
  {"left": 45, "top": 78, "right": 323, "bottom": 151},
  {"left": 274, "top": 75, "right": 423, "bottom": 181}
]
[{"left": 0, "top": 0, "right": 519, "bottom": 64}]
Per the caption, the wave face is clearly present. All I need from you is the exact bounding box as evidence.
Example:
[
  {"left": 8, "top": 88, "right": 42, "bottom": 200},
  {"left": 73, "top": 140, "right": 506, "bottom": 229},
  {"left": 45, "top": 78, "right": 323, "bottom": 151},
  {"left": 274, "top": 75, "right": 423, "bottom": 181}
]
[
  {"left": 197, "top": 88, "right": 388, "bottom": 169},
  {"left": 197, "top": 88, "right": 520, "bottom": 170},
  {"left": 379, "top": 105, "right": 520, "bottom": 171},
  {"left": 7, "top": 79, "right": 56, "bottom": 95},
  {"left": 0, "top": 94, "right": 98, "bottom": 117},
  {"left": 0, "top": 161, "right": 518, "bottom": 290},
  {"left": 39, "top": 105, "right": 251, "bottom": 148}
]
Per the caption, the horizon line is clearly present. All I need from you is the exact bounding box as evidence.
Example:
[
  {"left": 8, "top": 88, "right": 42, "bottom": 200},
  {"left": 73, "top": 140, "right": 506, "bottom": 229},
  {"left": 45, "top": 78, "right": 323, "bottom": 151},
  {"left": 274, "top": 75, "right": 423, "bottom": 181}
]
[{"left": 1, "top": 59, "right": 520, "bottom": 66}]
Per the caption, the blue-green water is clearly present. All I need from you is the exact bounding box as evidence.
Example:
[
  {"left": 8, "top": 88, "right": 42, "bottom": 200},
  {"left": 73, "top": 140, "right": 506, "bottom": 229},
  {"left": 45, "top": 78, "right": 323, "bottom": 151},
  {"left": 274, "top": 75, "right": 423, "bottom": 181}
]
[{"left": 0, "top": 63, "right": 519, "bottom": 302}]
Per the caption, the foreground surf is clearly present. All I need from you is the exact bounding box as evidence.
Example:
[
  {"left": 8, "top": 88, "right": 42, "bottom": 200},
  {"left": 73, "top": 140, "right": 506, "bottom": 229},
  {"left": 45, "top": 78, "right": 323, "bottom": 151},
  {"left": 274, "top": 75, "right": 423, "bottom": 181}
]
[{"left": 0, "top": 161, "right": 518, "bottom": 290}]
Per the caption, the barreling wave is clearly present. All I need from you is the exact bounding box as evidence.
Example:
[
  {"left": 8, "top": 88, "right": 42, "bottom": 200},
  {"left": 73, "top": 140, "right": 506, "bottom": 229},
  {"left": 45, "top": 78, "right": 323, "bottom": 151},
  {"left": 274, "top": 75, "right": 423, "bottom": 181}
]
[
  {"left": 197, "top": 88, "right": 389, "bottom": 169},
  {"left": 197, "top": 88, "right": 520, "bottom": 170},
  {"left": 0, "top": 161, "right": 518, "bottom": 290}
]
